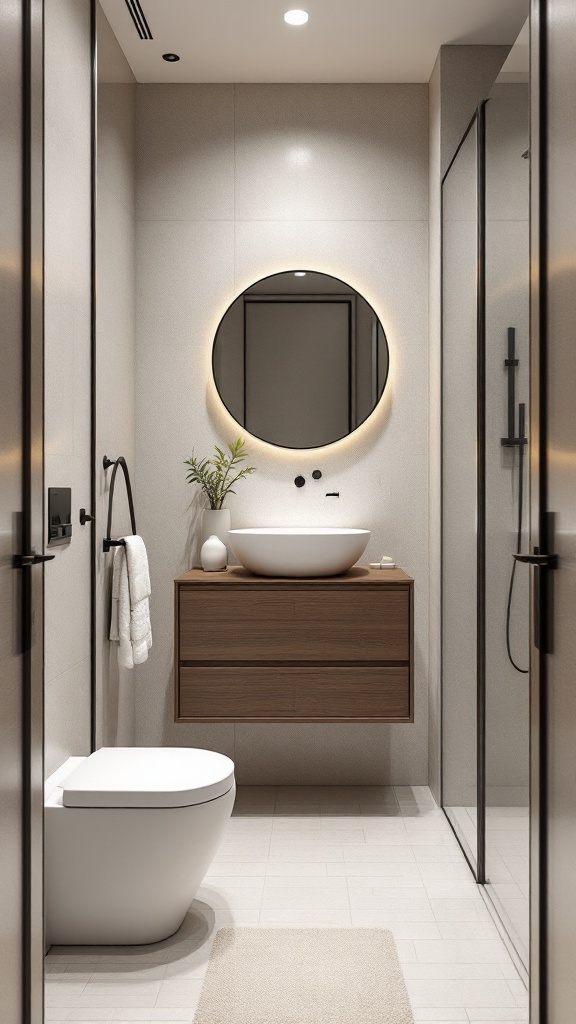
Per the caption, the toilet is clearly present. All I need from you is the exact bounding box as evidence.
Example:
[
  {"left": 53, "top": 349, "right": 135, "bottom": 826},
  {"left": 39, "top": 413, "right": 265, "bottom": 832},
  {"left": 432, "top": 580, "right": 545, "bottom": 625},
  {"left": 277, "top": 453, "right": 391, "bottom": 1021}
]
[{"left": 45, "top": 747, "right": 235, "bottom": 945}]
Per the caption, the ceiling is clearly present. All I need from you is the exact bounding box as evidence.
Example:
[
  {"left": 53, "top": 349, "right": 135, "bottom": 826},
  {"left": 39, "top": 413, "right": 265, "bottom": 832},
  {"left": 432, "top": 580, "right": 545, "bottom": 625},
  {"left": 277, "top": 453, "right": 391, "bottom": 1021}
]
[
  {"left": 98, "top": 0, "right": 528, "bottom": 84},
  {"left": 497, "top": 17, "right": 529, "bottom": 80}
]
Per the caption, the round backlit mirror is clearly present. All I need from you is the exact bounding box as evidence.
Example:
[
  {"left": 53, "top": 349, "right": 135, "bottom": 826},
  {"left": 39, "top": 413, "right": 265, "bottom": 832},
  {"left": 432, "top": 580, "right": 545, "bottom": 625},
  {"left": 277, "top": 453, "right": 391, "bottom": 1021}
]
[{"left": 212, "top": 270, "right": 389, "bottom": 450}]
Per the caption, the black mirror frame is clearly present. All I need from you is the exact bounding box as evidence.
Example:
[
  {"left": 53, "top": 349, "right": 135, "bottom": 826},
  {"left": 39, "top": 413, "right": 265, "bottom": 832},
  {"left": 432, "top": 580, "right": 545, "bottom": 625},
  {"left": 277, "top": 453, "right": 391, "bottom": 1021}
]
[{"left": 211, "top": 269, "right": 390, "bottom": 451}]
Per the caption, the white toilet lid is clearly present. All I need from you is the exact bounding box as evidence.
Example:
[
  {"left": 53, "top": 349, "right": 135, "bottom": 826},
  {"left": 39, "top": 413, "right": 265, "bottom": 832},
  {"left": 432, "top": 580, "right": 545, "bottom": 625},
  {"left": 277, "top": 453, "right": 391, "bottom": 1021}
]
[{"left": 60, "top": 747, "right": 235, "bottom": 808}]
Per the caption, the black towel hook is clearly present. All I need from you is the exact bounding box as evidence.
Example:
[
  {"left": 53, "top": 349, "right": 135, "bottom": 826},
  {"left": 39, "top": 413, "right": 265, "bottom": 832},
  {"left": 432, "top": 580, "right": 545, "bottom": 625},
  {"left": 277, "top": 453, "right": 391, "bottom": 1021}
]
[{"left": 102, "top": 456, "right": 137, "bottom": 552}]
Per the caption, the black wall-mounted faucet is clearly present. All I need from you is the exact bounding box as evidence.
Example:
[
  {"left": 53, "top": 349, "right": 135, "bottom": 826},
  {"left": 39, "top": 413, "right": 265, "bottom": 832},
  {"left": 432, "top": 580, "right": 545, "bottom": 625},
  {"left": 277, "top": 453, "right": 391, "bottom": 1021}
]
[
  {"left": 294, "top": 470, "right": 338, "bottom": 494},
  {"left": 294, "top": 470, "right": 323, "bottom": 487}
]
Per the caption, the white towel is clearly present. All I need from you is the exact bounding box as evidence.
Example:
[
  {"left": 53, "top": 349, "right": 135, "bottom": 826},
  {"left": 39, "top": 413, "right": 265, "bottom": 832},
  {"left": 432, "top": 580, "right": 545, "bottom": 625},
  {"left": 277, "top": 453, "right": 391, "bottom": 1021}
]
[{"left": 109, "top": 536, "right": 152, "bottom": 669}]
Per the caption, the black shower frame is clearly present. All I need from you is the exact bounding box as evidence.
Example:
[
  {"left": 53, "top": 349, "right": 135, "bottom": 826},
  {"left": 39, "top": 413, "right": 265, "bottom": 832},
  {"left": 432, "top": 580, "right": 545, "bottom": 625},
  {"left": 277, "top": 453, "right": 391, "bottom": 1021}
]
[
  {"left": 211, "top": 269, "right": 390, "bottom": 451},
  {"left": 89, "top": 0, "right": 97, "bottom": 753},
  {"left": 439, "top": 103, "right": 487, "bottom": 884}
]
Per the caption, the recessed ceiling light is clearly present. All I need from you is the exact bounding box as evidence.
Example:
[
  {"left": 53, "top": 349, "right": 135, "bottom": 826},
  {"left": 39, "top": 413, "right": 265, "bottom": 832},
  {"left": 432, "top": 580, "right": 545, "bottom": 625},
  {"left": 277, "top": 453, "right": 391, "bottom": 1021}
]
[
  {"left": 294, "top": 272, "right": 307, "bottom": 277},
  {"left": 162, "top": 53, "right": 180, "bottom": 62},
  {"left": 284, "top": 9, "right": 309, "bottom": 26}
]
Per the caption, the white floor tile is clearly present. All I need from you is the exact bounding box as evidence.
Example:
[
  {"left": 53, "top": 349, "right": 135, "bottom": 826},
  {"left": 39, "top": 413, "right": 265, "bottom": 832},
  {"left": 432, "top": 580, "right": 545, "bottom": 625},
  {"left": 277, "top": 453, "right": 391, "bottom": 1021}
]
[
  {"left": 403, "top": 962, "right": 508, "bottom": 980},
  {"left": 424, "top": 883, "right": 484, "bottom": 900},
  {"left": 105, "top": 1013, "right": 196, "bottom": 1022},
  {"left": 267, "top": 842, "right": 346, "bottom": 861},
  {"left": 413, "top": 846, "right": 465, "bottom": 863},
  {"left": 163, "top": 959, "right": 208, "bottom": 980},
  {"left": 201, "top": 873, "right": 266, "bottom": 890},
  {"left": 406, "top": 978, "right": 516, "bottom": 1008},
  {"left": 414, "top": 940, "right": 511, "bottom": 964},
  {"left": 346, "top": 868, "right": 424, "bottom": 887},
  {"left": 265, "top": 861, "right": 328, "bottom": 876},
  {"left": 155, "top": 979, "right": 204, "bottom": 1008},
  {"left": 430, "top": 899, "right": 490, "bottom": 922},
  {"left": 467, "top": 1011, "right": 528, "bottom": 1022},
  {"left": 259, "top": 908, "right": 353, "bottom": 925},
  {"left": 343, "top": 844, "right": 416, "bottom": 861},
  {"left": 387, "top": 922, "right": 443, "bottom": 941},
  {"left": 45, "top": 1011, "right": 116, "bottom": 1021},
  {"left": 263, "top": 874, "right": 348, "bottom": 888},
  {"left": 350, "top": 884, "right": 427, "bottom": 898},
  {"left": 272, "top": 827, "right": 367, "bottom": 843},
  {"left": 44, "top": 784, "right": 526, "bottom": 1024},
  {"left": 205, "top": 861, "right": 267, "bottom": 876},
  {"left": 437, "top": 921, "right": 502, "bottom": 941},
  {"left": 261, "top": 887, "right": 350, "bottom": 910},
  {"left": 412, "top": 1011, "right": 468, "bottom": 1022}
]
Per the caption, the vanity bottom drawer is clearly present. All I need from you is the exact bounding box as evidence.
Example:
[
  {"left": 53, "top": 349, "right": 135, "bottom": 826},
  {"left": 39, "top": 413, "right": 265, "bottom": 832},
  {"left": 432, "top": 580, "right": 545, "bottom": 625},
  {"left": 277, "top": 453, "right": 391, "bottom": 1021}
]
[{"left": 178, "top": 665, "right": 411, "bottom": 722}]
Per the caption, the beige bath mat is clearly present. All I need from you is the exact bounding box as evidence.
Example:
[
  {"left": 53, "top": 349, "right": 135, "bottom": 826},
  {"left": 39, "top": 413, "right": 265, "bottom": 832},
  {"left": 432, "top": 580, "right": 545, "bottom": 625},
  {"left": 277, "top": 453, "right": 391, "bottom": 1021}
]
[{"left": 194, "top": 927, "right": 414, "bottom": 1023}]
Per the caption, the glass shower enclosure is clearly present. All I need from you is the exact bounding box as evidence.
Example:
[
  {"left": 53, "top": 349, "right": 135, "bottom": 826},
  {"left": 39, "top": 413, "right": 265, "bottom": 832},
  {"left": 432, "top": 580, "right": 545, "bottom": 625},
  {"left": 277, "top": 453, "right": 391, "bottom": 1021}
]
[{"left": 441, "top": 59, "right": 530, "bottom": 971}]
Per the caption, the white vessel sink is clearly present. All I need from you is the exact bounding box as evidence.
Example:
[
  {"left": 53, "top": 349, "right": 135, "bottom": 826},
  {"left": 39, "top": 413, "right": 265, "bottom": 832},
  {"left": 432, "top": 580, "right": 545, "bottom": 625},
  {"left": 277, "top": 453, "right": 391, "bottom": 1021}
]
[{"left": 228, "top": 527, "right": 370, "bottom": 578}]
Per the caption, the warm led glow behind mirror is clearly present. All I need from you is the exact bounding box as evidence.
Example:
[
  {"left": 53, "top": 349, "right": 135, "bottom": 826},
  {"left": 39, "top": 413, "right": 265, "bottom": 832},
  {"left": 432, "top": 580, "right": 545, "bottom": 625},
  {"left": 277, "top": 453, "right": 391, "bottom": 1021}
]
[{"left": 212, "top": 270, "right": 390, "bottom": 450}]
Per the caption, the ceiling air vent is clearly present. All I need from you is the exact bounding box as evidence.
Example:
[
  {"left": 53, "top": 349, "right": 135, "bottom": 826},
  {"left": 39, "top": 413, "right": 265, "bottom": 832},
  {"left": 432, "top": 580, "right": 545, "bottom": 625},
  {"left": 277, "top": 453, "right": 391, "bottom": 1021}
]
[{"left": 124, "top": 0, "right": 153, "bottom": 40}]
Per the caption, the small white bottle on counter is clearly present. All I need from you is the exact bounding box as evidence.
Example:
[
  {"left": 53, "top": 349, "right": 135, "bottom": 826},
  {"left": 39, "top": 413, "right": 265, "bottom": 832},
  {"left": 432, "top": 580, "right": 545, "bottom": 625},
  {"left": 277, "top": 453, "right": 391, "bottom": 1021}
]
[{"left": 201, "top": 534, "right": 227, "bottom": 572}]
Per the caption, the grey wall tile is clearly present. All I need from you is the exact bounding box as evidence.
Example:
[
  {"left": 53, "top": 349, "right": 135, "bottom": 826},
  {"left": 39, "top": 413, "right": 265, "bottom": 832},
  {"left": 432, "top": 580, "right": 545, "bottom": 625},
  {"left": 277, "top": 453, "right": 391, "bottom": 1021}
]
[
  {"left": 44, "top": 121, "right": 91, "bottom": 313},
  {"left": 44, "top": 0, "right": 93, "bottom": 776},
  {"left": 44, "top": 295, "right": 76, "bottom": 458},
  {"left": 95, "top": 74, "right": 137, "bottom": 751},
  {"left": 136, "top": 85, "right": 235, "bottom": 222},
  {"left": 135, "top": 219, "right": 235, "bottom": 453},
  {"left": 97, "top": 83, "right": 136, "bottom": 215},
  {"left": 45, "top": 658, "right": 92, "bottom": 777},
  {"left": 44, "top": 0, "right": 91, "bottom": 152},
  {"left": 132, "top": 84, "right": 429, "bottom": 783},
  {"left": 44, "top": 456, "right": 92, "bottom": 685},
  {"left": 234, "top": 84, "right": 428, "bottom": 222},
  {"left": 234, "top": 724, "right": 427, "bottom": 786}
]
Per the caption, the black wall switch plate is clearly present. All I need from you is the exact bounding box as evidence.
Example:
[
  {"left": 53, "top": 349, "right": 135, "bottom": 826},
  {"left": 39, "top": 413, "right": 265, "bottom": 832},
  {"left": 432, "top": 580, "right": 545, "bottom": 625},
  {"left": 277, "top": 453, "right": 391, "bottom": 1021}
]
[{"left": 48, "top": 487, "right": 72, "bottom": 545}]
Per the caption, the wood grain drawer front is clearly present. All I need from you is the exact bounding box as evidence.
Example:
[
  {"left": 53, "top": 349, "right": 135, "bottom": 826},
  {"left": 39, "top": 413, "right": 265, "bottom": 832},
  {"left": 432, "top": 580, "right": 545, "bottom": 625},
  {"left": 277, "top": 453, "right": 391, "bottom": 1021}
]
[
  {"left": 179, "top": 666, "right": 410, "bottom": 721},
  {"left": 296, "top": 666, "right": 409, "bottom": 719},
  {"left": 179, "top": 667, "right": 296, "bottom": 719},
  {"left": 179, "top": 587, "right": 410, "bottom": 662}
]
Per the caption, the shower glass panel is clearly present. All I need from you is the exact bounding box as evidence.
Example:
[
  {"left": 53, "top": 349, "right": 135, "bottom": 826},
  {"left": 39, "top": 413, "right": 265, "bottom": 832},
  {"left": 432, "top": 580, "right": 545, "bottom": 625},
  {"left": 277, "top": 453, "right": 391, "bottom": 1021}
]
[
  {"left": 441, "top": 20, "right": 531, "bottom": 972},
  {"left": 441, "top": 119, "right": 479, "bottom": 872},
  {"left": 484, "top": 79, "right": 530, "bottom": 968}
]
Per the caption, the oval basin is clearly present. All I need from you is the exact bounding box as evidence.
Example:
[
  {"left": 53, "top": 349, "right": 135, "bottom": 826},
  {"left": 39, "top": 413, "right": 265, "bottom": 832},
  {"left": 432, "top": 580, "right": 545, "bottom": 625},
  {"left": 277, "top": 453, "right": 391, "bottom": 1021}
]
[{"left": 228, "top": 527, "right": 370, "bottom": 578}]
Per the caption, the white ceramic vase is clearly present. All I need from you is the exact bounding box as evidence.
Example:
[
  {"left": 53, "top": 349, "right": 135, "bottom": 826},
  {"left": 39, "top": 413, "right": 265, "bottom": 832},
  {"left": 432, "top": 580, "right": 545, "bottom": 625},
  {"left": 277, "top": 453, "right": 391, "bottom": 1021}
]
[
  {"left": 201, "top": 508, "right": 231, "bottom": 551},
  {"left": 200, "top": 534, "right": 227, "bottom": 572}
]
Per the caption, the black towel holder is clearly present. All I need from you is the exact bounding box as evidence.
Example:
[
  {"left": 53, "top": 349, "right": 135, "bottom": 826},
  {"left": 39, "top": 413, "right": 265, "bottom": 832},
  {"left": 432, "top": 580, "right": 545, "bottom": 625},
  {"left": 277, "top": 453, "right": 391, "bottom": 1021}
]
[{"left": 102, "top": 456, "right": 137, "bottom": 552}]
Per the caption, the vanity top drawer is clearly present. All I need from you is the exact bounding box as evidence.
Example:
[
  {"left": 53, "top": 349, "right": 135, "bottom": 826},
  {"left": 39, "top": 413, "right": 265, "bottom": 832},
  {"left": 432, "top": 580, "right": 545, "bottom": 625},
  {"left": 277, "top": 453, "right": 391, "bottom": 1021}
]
[{"left": 178, "top": 586, "right": 410, "bottom": 662}]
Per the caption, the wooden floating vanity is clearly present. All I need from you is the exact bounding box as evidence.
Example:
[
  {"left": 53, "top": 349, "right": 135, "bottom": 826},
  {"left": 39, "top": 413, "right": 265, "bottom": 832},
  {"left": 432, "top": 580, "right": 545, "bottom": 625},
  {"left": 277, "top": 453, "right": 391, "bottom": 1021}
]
[{"left": 174, "top": 566, "right": 414, "bottom": 724}]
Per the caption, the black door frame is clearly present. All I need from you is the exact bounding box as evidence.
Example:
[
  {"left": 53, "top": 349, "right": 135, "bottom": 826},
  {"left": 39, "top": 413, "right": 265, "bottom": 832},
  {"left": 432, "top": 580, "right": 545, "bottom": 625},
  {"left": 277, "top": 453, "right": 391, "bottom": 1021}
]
[
  {"left": 529, "top": 0, "right": 547, "bottom": 1019},
  {"left": 21, "top": 0, "right": 45, "bottom": 1019}
]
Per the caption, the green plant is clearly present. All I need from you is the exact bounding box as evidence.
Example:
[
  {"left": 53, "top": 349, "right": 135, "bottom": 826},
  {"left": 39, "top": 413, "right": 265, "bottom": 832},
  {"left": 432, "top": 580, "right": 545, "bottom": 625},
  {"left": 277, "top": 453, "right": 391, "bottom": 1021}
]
[{"left": 184, "top": 438, "right": 256, "bottom": 510}]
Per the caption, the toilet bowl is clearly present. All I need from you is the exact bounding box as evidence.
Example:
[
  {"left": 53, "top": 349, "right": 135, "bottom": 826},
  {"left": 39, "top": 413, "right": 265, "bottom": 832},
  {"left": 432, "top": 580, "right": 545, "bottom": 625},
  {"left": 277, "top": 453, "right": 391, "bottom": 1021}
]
[{"left": 45, "top": 747, "right": 235, "bottom": 945}]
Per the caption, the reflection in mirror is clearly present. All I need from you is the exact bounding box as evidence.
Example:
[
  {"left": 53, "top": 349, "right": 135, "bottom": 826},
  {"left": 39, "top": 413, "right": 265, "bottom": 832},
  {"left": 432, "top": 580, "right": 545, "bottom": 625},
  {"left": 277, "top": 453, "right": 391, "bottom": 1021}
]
[{"left": 212, "top": 271, "right": 389, "bottom": 449}]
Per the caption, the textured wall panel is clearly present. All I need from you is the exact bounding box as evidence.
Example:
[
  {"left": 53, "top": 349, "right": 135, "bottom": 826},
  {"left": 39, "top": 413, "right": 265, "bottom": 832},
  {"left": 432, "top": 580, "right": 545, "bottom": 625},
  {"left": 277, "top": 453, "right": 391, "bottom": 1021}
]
[{"left": 134, "top": 83, "right": 429, "bottom": 784}]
